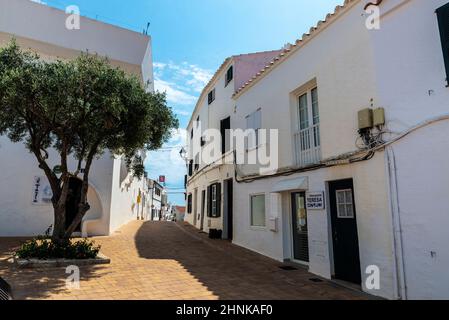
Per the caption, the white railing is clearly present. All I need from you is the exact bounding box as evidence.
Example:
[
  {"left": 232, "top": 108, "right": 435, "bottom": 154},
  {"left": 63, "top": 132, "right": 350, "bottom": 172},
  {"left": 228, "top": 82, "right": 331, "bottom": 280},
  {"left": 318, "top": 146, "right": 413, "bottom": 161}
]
[{"left": 294, "top": 124, "right": 321, "bottom": 167}]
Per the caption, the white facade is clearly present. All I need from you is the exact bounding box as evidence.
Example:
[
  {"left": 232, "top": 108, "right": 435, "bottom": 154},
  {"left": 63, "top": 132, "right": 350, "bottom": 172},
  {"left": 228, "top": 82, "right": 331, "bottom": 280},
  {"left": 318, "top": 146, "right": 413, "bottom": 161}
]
[
  {"left": 185, "top": 51, "right": 281, "bottom": 235},
  {"left": 0, "top": 0, "right": 153, "bottom": 237},
  {"left": 186, "top": 0, "right": 449, "bottom": 300}
]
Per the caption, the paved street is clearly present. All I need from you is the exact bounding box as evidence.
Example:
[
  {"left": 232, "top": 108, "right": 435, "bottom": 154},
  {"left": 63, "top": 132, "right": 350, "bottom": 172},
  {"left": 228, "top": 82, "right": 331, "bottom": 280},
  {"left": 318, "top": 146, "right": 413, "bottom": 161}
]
[{"left": 0, "top": 221, "right": 370, "bottom": 300}]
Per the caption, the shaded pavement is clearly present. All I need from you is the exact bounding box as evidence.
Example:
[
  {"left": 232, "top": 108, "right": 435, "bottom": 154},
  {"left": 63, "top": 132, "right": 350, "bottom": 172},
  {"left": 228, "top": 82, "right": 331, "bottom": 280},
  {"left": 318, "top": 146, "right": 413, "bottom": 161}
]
[{"left": 0, "top": 221, "right": 370, "bottom": 300}]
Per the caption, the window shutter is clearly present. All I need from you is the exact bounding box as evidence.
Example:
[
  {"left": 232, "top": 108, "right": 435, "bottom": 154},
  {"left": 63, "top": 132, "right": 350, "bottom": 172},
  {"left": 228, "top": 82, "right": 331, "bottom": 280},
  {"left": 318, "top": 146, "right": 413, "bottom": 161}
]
[
  {"left": 215, "top": 183, "right": 222, "bottom": 218},
  {"left": 207, "top": 185, "right": 212, "bottom": 217},
  {"left": 437, "top": 3, "right": 449, "bottom": 83}
]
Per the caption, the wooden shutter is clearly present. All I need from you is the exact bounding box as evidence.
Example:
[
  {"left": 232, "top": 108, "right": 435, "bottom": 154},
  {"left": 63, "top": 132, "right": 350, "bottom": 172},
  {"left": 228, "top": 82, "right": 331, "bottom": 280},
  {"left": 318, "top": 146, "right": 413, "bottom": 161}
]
[
  {"left": 207, "top": 185, "right": 212, "bottom": 217},
  {"left": 215, "top": 183, "right": 222, "bottom": 218},
  {"left": 437, "top": 3, "right": 449, "bottom": 83}
]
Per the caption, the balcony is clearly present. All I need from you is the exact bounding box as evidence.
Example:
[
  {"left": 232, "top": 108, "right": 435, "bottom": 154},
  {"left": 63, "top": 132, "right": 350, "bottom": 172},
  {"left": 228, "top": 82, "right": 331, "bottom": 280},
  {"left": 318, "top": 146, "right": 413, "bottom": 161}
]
[{"left": 294, "top": 124, "right": 321, "bottom": 167}]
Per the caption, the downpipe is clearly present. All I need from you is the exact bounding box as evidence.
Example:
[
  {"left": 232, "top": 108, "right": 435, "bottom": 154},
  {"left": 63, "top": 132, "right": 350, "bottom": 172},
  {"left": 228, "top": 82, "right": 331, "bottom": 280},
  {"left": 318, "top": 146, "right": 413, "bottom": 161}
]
[{"left": 386, "top": 146, "right": 407, "bottom": 300}]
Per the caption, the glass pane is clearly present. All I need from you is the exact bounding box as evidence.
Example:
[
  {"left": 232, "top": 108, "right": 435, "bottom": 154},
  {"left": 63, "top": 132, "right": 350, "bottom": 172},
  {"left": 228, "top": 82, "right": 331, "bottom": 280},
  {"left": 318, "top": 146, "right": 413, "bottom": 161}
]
[
  {"left": 346, "top": 204, "right": 354, "bottom": 218},
  {"left": 345, "top": 190, "right": 353, "bottom": 205},
  {"left": 313, "top": 126, "right": 320, "bottom": 147},
  {"left": 338, "top": 204, "right": 347, "bottom": 218},
  {"left": 299, "top": 94, "right": 309, "bottom": 130},
  {"left": 251, "top": 195, "right": 266, "bottom": 227},
  {"left": 337, "top": 191, "right": 345, "bottom": 204},
  {"left": 296, "top": 194, "right": 307, "bottom": 229},
  {"left": 312, "top": 88, "right": 319, "bottom": 125}
]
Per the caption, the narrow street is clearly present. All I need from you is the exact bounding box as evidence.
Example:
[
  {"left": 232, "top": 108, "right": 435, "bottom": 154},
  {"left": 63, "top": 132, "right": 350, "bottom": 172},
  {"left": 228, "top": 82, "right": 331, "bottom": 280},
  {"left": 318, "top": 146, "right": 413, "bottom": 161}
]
[{"left": 0, "top": 221, "right": 369, "bottom": 300}]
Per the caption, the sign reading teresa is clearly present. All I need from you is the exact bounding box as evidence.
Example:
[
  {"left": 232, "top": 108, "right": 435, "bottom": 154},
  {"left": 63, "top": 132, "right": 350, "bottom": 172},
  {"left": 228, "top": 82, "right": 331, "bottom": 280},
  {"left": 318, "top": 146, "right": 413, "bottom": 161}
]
[{"left": 306, "top": 192, "right": 325, "bottom": 210}]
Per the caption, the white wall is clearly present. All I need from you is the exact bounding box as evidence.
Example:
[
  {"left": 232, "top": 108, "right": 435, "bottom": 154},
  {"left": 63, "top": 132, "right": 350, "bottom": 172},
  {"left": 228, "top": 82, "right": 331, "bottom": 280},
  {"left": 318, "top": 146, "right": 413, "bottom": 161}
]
[
  {"left": 370, "top": 0, "right": 449, "bottom": 299},
  {"left": 0, "top": 0, "right": 153, "bottom": 237},
  {"left": 0, "top": 138, "right": 114, "bottom": 236},
  {"left": 232, "top": 0, "right": 395, "bottom": 299}
]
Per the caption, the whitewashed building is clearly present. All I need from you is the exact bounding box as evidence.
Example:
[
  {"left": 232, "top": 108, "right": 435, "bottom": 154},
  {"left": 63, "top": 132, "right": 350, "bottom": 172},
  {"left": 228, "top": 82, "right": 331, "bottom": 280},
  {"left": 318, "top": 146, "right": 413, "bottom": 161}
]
[
  {"left": 0, "top": 0, "right": 154, "bottom": 237},
  {"left": 185, "top": 50, "right": 281, "bottom": 237},
  {"left": 186, "top": 0, "right": 449, "bottom": 300}
]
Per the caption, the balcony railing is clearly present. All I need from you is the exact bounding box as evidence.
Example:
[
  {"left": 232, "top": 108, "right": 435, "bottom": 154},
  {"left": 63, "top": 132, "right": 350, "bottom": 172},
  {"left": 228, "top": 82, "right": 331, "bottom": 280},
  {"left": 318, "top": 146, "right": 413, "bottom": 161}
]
[{"left": 294, "top": 124, "right": 321, "bottom": 167}]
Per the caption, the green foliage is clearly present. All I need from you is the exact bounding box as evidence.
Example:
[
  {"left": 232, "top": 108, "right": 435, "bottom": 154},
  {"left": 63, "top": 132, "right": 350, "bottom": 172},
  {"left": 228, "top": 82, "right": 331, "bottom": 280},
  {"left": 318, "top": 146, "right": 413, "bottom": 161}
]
[
  {"left": 0, "top": 39, "right": 178, "bottom": 178},
  {"left": 16, "top": 226, "right": 101, "bottom": 260},
  {"left": 0, "top": 39, "right": 178, "bottom": 239}
]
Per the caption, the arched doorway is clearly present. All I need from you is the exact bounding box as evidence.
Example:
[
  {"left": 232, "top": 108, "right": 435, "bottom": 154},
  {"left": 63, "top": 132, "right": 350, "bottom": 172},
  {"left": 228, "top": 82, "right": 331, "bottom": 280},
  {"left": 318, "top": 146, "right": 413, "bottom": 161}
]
[{"left": 65, "top": 177, "right": 83, "bottom": 232}]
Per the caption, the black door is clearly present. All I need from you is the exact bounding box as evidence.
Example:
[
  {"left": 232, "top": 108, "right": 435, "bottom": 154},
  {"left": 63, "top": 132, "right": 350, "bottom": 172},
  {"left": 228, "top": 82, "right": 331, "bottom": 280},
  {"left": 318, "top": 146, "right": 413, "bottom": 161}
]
[
  {"left": 220, "top": 117, "right": 231, "bottom": 155},
  {"left": 329, "top": 179, "right": 361, "bottom": 284},
  {"left": 225, "top": 179, "right": 233, "bottom": 240},
  {"left": 291, "top": 192, "right": 309, "bottom": 262},
  {"left": 65, "top": 178, "right": 83, "bottom": 232}
]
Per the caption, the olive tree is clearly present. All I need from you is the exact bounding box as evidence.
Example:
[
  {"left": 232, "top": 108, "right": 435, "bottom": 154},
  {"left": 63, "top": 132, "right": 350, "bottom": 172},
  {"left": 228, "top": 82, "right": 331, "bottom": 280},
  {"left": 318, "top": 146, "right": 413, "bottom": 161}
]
[{"left": 0, "top": 41, "right": 178, "bottom": 242}]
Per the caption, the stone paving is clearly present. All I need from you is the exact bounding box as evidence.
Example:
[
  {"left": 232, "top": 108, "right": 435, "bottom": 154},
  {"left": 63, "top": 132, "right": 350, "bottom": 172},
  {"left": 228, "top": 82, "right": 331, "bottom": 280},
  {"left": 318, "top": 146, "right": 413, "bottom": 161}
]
[{"left": 0, "top": 221, "right": 370, "bottom": 300}]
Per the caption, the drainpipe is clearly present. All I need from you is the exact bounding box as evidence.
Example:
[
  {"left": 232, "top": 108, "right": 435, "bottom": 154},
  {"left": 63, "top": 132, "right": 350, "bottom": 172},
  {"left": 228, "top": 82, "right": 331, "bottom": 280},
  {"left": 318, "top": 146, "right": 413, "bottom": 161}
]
[{"left": 386, "top": 146, "right": 407, "bottom": 300}]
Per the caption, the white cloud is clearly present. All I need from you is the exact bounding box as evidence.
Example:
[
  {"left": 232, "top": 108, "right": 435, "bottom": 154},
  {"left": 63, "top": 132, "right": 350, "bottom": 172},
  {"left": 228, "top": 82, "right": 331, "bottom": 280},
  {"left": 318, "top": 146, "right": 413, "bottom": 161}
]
[
  {"left": 154, "top": 61, "right": 213, "bottom": 95},
  {"left": 154, "top": 78, "right": 197, "bottom": 106}
]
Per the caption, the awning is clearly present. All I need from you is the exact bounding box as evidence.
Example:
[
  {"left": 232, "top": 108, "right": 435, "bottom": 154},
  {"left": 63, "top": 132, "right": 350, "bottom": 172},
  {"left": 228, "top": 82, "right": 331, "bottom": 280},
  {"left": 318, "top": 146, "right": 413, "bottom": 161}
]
[{"left": 272, "top": 177, "right": 309, "bottom": 193}]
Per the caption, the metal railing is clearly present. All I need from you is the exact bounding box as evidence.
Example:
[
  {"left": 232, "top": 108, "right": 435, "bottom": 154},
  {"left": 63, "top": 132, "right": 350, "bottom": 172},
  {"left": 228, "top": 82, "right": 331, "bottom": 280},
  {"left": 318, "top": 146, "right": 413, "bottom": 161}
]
[{"left": 294, "top": 124, "right": 321, "bottom": 167}]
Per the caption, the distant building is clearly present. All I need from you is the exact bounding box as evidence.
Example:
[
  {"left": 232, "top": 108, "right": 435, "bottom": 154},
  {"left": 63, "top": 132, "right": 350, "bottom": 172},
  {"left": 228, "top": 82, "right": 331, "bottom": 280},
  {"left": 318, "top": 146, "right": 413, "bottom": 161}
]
[
  {"left": 147, "top": 179, "right": 165, "bottom": 221},
  {"left": 173, "top": 206, "right": 186, "bottom": 222}
]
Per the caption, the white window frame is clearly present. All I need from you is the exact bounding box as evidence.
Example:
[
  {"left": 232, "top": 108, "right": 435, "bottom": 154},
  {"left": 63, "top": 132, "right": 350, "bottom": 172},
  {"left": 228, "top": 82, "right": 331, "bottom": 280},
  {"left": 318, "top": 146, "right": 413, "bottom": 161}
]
[
  {"left": 250, "top": 193, "right": 266, "bottom": 228},
  {"left": 336, "top": 189, "right": 355, "bottom": 219},
  {"left": 294, "top": 87, "right": 321, "bottom": 166}
]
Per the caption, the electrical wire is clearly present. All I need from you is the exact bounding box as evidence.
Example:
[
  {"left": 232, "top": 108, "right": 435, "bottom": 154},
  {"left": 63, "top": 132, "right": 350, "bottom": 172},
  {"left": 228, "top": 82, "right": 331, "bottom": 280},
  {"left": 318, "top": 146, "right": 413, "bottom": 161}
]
[{"left": 234, "top": 113, "right": 449, "bottom": 183}]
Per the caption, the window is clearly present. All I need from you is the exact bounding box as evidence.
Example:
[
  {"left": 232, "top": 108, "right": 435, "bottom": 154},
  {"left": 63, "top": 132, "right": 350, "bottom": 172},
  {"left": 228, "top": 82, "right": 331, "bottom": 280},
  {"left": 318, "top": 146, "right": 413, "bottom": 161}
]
[
  {"left": 336, "top": 189, "right": 354, "bottom": 218},
  {"left": 294, "top": 87, "right": 321, "bottom": 166},
  {"left": 246, "top": 109, "right": 261, "bottom": 150},
  {"left": 155, "top": 187, "right": 161, "bottom": 197},
  {"left": 196, "top": 116, "right": 200, "bottom": 128},
  {"left": 194, "top": 154, "right": 199, "bottom": 171},
  {"left": 188, "top": 160, "right": 193, "bottom": 176},
  {"left": 220, "top": 116, "right": 231, "bottom": 154},
  {"left": 208, "top": 88, "right": 216, "bottom": 105},
  {"left": 190, "top": 128, "right": 193, "bottom": 140},
  {"left": 437, "top": 3, "right": 449, "bottom": 84},
  {"left": 225, "top": 66, "right": 233, "bottom": 86},
  {"left": 187, "top": 194, "right": 192, "bottom": 214},
  {"left": 207, "top": 183, "right": 221, "bottom": 218},
  {"left": 250, "top": 194, "right": 266, "bottom": 227}
]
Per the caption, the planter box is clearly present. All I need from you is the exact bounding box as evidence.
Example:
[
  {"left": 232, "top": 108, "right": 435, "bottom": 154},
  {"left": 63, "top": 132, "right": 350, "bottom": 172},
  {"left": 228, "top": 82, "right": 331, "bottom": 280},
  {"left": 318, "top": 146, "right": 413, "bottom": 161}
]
[{"left": 13, "top": 253, "right": 110, "bottom": 269}]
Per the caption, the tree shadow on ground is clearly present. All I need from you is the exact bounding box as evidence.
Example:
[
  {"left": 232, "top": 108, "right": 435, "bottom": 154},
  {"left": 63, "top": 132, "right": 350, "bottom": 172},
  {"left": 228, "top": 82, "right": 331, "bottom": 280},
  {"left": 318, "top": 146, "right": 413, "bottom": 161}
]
[
  {"left": 0, "top": 238, "right": 106, "bottom": 300},
  {"left": 134, "top": 221, "right": 368, "bottom": 300}
]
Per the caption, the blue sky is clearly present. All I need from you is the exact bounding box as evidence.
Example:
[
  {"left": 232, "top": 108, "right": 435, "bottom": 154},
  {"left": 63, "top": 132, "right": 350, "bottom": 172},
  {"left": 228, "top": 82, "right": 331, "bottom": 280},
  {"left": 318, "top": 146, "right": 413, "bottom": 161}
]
[{"left": 40, "top": 0, "right": 343, "bottom": 205}]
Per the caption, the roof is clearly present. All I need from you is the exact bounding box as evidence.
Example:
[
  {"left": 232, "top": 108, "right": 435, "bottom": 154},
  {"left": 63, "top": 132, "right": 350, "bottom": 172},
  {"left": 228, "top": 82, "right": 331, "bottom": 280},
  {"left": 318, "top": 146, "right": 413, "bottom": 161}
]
[
  {"left": 175, "top": 206, "right": 186, "bottom": 214},
  {"left": 187, "top": 49, "right": 282, "bottom": 129},
  {"left": 233, "top": 0, "right": 360, "bottom": 98}
]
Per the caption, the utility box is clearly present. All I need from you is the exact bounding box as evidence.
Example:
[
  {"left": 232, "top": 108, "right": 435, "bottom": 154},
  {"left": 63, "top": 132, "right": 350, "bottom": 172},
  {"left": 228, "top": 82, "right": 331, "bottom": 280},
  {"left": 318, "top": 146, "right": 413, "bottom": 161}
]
[
  {"left": 373, "top": 108, "right": 385, "bottom": 126},
  {"left": 358, "top": 108, "right": 373, "bottom": 130}
]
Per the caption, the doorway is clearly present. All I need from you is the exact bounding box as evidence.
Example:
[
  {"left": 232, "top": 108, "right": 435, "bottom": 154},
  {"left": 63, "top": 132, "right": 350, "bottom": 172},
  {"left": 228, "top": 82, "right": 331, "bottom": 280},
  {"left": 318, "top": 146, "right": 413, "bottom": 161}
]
[
  {"left": 329, "top": 179, "right": 361, "bottom": 285},
  {"left": 65, "top": 178, "right": 83, "bottom": 232},
  {"left": 291, "top": 192, "right": 309, "bottom": 263},
  {"left": 223, "top": 179, "right": 233, "bottom": 240}
]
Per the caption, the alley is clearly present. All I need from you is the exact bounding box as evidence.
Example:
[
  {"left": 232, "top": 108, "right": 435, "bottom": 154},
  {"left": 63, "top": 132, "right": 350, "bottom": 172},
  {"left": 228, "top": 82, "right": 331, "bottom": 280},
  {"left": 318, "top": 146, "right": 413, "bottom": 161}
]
[{"left": 0, "top": 221, "right": 370, "bottom": 300}]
